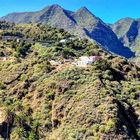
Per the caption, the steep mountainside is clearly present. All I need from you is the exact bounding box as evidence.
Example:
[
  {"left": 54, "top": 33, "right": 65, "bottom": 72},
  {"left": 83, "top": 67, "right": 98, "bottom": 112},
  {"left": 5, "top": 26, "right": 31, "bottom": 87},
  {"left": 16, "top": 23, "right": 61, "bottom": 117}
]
[
  {"left": 0, "top": 5, "right": 134, "bottom": 58},
  {"left": 0, "top": 22, "right": 140, "bottom": 140},
  {"left": 111, "top": 18, "right": 140, "bottom": 63},
  {"left": 72, "top": 7, "right": 128, "bottom": 56},
  {"left": 111, "top": 18, "right": 134, "bottom": 40}
]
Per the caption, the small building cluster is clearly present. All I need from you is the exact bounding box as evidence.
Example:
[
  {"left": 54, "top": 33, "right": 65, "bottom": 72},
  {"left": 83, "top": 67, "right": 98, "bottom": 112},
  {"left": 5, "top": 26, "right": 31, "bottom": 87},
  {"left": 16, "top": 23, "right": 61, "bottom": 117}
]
[
  {"left": 73, "top": 56, "right": 102, "bottom": 67},
  {"left": 49, "top": 56, "right": 102, "bottom": 67}
]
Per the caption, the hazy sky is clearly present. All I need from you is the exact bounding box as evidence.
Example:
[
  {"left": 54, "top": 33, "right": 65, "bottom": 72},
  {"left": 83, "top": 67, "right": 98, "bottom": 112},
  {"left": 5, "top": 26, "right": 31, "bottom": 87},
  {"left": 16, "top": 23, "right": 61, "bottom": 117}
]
[{"left": 0, "top": 0, "right": 140, "bottom": 23}]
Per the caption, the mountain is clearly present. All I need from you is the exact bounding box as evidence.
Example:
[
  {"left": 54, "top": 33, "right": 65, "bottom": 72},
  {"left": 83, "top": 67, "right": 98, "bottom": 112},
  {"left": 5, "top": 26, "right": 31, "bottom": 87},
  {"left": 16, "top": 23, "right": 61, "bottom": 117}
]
[
  {"left": 111, "top": 18, "right": 140, "bottom": 62},
  {"left": 72, "top": 7, "right": 128, "bottom": 56},
  {"left": 0, "top": 4, "right": 134, "bottom": 58},
  {"left": 0, "top": 22, "right": 140, "bottom": 139},
  {"left": 111, "top": 18, "right": 134, "bottom": 40}
]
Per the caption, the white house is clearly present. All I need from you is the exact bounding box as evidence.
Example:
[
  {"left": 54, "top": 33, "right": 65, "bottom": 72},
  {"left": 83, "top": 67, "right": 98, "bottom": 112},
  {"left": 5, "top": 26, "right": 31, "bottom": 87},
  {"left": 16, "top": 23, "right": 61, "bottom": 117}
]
[
  {"left": 59, "top": 39, "right": 67, "bottom": 43},
  {"left": 76, "top": 56, "right": 102, "bottom": 67}
]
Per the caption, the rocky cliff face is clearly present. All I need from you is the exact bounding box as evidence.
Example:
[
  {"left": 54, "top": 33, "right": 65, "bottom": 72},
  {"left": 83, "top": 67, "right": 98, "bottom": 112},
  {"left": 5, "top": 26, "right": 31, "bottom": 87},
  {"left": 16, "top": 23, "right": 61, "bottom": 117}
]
[
  {"left": 73, "top": 7, "right": 122, "bottom": 52},
  {"left": 0, "top": 4, "right": 135, "bottom": 58},
  {"left": 111, "top": 18, "right": 140, "bottom": 63},
  {"left": 111, "top": 18, "right": 140, "bottom": 46}
]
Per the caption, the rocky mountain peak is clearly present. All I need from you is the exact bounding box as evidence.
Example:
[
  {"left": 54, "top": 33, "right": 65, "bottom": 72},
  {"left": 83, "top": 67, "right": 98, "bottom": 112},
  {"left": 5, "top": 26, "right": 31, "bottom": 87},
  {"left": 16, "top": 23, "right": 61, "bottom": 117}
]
[
  {"left": 49, "top": 4, "right": 63, "bottom": 10},
  {"left": 42, "top": 4, "right": 63, "bottom": 12},
  {"left": 75, "top": 6, "right": 95, "bottom": 17},
  {"left": 77, "top": 6, "right": 89, "bottom": 12}
]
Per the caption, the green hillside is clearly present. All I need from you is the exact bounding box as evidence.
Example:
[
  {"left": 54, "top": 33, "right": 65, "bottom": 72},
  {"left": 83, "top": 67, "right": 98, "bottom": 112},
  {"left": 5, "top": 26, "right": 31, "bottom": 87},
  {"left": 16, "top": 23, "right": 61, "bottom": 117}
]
[{"left": 0, "top": 22, "right": 140, "bottom": 140}]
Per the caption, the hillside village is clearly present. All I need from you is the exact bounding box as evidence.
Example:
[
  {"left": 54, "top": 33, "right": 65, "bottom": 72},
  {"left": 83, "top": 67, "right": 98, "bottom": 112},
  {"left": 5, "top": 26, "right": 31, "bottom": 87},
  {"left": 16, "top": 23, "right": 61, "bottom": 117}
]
[
  {"left": 0, "top": 33, "right": 139, "bottom": 69},
  {"left": 0, "top": 33, "right": 103, "bottom": 67},
  {"left": 50, "top": 56, "right": 103, "bottom": 67},
  {"left": 1, "top": 33, "right": 139, "bottom": 69}
]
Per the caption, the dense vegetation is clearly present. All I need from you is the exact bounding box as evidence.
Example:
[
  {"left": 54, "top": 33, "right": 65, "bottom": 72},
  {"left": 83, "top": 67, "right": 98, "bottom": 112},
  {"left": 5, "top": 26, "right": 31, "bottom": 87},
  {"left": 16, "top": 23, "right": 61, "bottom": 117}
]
[{"left": 0, "top": 21, "right": 140, "bottom": 140}]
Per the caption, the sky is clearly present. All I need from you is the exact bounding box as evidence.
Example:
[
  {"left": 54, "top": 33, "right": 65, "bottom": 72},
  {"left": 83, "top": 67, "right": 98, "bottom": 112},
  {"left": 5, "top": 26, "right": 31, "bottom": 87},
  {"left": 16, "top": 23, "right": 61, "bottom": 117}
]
[{"left": 0, "top": 0, "right": 140, "bottom": 23}]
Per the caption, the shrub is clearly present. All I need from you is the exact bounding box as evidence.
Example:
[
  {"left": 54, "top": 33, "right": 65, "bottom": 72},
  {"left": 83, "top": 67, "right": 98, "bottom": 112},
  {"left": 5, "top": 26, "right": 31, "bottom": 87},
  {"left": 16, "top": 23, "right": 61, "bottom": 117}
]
[
  {"left": 105, "top": 119, "right": 117, "bottom": 133},
  {"left": 0, "top": 81, "right": 5, "bottom": 89}
]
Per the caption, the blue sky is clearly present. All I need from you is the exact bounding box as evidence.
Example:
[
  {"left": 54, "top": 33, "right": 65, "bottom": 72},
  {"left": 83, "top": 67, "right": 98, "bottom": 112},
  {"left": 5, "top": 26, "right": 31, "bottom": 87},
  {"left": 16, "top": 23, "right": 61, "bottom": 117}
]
[{"left": 0, "top": 0, "right": 140, "bottom": 23}]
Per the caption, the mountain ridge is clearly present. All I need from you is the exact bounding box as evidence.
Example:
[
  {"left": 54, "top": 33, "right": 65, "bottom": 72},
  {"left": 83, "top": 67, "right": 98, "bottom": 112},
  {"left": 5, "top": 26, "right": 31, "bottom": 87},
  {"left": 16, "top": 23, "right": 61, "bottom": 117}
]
[
  {"left": 111, "top": 18, "right": 140, "bottom": 63},
  {"left": 0, "top": 4, "right": 135, "bottom": 59}
]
